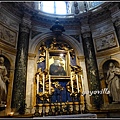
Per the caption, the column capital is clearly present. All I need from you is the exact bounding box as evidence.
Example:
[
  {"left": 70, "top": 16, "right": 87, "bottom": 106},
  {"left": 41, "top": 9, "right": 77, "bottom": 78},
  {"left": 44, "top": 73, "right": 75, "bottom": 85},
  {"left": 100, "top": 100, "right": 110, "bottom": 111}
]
[
  {"left": 21, "top": 12, "right": 32, "bottom": 29},
  {"left": 20, "top": 25, "right": 30, "bottom": 33},
  {"left": 82, "top": 32, "right": 91, "bottom": 39},
  {"left": 20, "top": 13, "right": 32, "bottom": 33},
  {"left": 81, "top": 25, "right": 90, "bottom": 34}
]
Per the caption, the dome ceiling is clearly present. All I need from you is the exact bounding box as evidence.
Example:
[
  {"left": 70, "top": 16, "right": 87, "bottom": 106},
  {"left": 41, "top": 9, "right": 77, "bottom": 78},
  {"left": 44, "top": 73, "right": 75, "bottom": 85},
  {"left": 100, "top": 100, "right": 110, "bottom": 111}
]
[
  {"left": 37, "top": 1, "right": 104, "bottom": 15},
  {"left": 0, "top": 2, "right": 118, "bottom": 29}
]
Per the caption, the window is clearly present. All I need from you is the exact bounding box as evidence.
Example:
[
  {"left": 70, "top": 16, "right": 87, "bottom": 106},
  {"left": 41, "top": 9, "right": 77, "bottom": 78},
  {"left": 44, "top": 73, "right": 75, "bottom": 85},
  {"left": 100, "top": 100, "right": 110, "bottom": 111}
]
[
  {"left": 39, "top": 1, "right": 67, "bottom": 14},
  {"left": 38, "top": 1, "right": 104, "bottom": 15}
]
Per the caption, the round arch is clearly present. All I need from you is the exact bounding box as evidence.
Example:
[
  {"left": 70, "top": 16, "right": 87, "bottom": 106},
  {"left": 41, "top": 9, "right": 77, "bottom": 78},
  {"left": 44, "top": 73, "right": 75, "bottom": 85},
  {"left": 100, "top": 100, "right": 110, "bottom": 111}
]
[
  {"left": 98, "top": 57, "right": 120, "bottom": 71},
  {"left": 29, "top": 32, "right": 84, "bottom": 56},
  {"left": 0, "top": 52, "right": 15, "bottom": 69},
  {"left": 0, "top": 52, "right": 15, "bottom": 113}
]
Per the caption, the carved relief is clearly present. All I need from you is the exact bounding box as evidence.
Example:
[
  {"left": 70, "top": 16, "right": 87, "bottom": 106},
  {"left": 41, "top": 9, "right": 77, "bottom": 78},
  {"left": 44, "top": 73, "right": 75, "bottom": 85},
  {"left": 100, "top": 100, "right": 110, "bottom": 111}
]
[
  {"left": 94, "top": 32, "right": 118, "bottom": 52},
  {"left": 0, "top": 22, "right": 17, "bottom": 47},
  {"left": 0, "top": 13, "right": 19, "bottom": 31}
]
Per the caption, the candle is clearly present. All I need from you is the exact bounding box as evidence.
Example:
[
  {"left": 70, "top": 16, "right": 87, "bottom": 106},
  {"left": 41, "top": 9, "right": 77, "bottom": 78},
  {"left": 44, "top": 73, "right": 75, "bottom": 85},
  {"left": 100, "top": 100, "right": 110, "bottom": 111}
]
[
  {"left": 81, "top": 75, "right": 84, "bottom": 92},
  {"left": 76, "top": 75, "right": 79, "bottom": 93},
  {"left": 37, "top": 74, "right": 39, "bottom": 94},
  {"left": 49, "top": 75, "right": 51, "bottom": 94},
  {"left": 71, "top": 73, "right": 74, "bottom": 93},
  {"left": 43, "top": 74, "right": 45, "bottom": 94}
]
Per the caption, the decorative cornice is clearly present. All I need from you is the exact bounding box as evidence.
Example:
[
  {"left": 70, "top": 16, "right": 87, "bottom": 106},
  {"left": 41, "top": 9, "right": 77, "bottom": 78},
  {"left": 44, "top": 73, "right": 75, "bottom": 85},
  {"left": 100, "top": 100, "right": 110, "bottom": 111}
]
[
  {"left": 21, "top": 16, "right": 31, "bottom": 29},
  {"left": 81, "top": 25, "right": 90, "bottom": 34},
  {"left": 77, "top": 56, "right": 85, "bottom": 62},
  {"left": 89, "top": 10, "right": 111, "bottom": 25},
  {"left": 0, "top": 42, "right": 17, "bottom": 55},
  {"left": 96, "top": 47, "right": 120, "bottom": 57},
  {"left": 109, "top": 2, "right": 120, "bottom": 15},
  {"left": 20, "top": 25, "right": 30, "bottom": 33},
  {"left": 1, "top": 2, "right": 23, "bottom": 18},
  {"left": 28, "top": 53, "right": 36, "bottom": 58},
  {"left": 1, "top": 2, "right": 119, "bottom": 30}
]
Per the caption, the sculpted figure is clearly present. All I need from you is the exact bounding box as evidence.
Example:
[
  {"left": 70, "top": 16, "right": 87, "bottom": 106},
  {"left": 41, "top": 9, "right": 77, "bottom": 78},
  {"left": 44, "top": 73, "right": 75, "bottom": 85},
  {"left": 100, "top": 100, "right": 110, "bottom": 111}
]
[
  {"left": 106, "top": 62, "right": 120, "bottom": 102},
  {"left": 0, "top": 57, "right": 9, "bottom": 106}
]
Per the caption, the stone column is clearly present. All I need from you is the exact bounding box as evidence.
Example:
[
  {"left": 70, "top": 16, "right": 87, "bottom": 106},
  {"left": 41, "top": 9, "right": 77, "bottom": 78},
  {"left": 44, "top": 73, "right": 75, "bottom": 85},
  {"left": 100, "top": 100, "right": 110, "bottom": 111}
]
[
  {"left": 81, "top": 25, "right": 102, "bottom": 110},
  {"left": 11, "top": 13, "right": 31, "bottom": 113}
]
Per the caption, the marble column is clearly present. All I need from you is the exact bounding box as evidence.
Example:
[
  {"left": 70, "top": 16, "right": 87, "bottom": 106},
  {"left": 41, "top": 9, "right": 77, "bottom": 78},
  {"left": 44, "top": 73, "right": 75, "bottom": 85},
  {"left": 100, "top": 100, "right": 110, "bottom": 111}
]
[
  {"left": 114, "top": 18, "right": 120, "bottom": 45},
  {"left": 11, "top": 14, "right": 31, "bottom": 113},
  {"left": 81, "top": 25, "right": 102, "bottom": 110}
]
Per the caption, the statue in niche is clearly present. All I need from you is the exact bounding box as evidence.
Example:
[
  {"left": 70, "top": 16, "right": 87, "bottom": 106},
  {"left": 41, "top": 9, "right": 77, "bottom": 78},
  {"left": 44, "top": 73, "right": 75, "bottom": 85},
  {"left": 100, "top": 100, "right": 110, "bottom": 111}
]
[
  {"left": 49, "top": 37, "right": 58, "bottom": 50},
  {"left": 59, "top": 43, "right": 69, "bottom": 50},
  {"left": 39, "top": 42, "right": 47, "bottom": 57},
  {"left": 49, "top": 43, "right": 58, "bottom": 50},
  {"left": 106, "top": 62, "right": 120, "bottom": 102},
  {"left": 0, "top": 57, "right": 9, "bottom": 106},
  {"left": 37, "top": 42, "right": 47, "bottom": 63}
]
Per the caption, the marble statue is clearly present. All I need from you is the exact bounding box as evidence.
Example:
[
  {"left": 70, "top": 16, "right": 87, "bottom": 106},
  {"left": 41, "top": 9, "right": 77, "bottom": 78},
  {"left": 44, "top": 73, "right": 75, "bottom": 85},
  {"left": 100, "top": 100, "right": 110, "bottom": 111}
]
[
  {"left": 106, "top": 62, "right": 120, "bottom": 102},
  {"left": 0, "top": 57, "right": 9, "bottom": 106}
]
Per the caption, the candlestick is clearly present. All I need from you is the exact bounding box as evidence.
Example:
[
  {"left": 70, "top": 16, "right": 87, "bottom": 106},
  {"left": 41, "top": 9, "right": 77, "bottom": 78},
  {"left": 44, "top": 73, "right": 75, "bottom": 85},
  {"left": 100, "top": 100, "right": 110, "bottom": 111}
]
[
  {"left": 71, "top": 73, "right": 74, "bottom": 93},
  {"left": 76, "top": 75, "right": 79, "bottom": 93},
  {"left": 81, "top": 75, "right": 84, "bottom": 92},
  {"left": 49, "top": 75, "right": 51, "bottom": 94},
  {"left": 43, "top": 74, "right": 45, "bottom": 94},
  {"left": 37, "top": 74, "right": 39, "bottom": 94}
]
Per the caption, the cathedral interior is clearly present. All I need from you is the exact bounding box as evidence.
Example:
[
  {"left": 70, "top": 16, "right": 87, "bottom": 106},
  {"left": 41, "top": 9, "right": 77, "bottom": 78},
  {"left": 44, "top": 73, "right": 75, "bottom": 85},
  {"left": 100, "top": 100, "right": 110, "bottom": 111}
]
[{"left": 0, "top": 1, "right": 120, "bottom": 118}]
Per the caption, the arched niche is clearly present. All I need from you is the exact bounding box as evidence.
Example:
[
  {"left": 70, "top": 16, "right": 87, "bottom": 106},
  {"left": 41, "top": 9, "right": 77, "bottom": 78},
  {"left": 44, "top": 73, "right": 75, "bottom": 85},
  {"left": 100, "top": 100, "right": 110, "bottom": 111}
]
[
  {"left": 29, "top": 32, "right": 83, "bottom": 57},
  {"left": 98, "top": 58, "right": 120, "bottom": 105},
  {"left": 0, "top": 53, "right": 15, "bottom": 114},
  {"left": 29, "top": 32, "right": 85, "bottom": 111}
]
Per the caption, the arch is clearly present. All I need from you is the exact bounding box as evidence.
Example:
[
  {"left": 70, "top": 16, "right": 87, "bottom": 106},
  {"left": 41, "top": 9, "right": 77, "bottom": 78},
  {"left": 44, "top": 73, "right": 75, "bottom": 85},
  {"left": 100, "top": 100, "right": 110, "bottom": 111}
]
[
  {"left": 0, "top": 53, "right": 15, "bottom": 113},
  {"left": 29, "top": 32, "right": 84, "bottom": 56},
  {"left": 98, "top": 57, "right": 120, "bottom": 71},
  {"left": 0, "top": 52, "right": 14, "bottom": 69},
  {"left": 99, "top": 58, "right": 120, "bottom": 104}
]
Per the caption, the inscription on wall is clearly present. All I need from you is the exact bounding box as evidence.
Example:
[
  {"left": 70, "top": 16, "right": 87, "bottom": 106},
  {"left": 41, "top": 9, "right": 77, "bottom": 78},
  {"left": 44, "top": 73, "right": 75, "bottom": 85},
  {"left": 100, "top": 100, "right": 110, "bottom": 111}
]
[
  {"left": 94, "top": 32, "right": 118, "bottom": 52},
  {"left": 0, "top": 22, "right": 17, "bottom": 47}
]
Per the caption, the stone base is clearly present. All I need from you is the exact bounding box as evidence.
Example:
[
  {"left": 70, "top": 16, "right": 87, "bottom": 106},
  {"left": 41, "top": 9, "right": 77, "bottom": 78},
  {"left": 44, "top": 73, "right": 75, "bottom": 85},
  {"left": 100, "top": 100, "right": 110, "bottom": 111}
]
[
  {"left": 33, "top": 114, "right": 97, "bottom": 119},
  {"left": 101, "top": 102, "right": 120, "bottom": 110}
]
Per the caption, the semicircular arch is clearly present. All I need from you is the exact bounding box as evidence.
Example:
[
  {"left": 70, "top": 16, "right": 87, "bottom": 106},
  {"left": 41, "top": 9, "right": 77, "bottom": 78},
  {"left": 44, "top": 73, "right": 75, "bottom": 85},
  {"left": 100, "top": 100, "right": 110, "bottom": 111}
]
[
  {"left": 29, "top": 32, "right": 84, "bottom": 56},
  {"left": 99, "top": 57, "right": 120, "bottom": 71}
]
